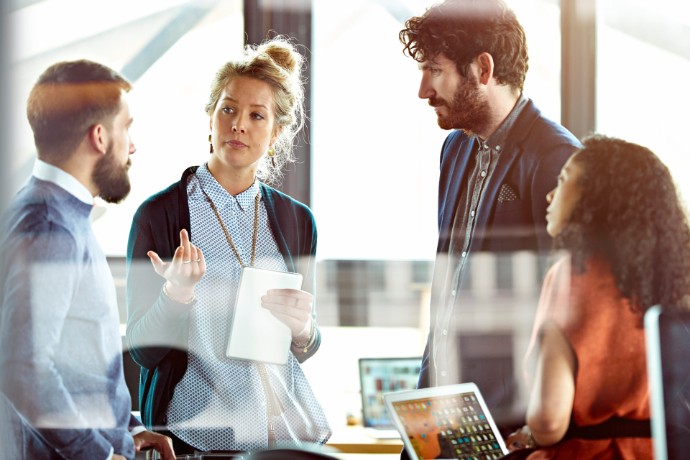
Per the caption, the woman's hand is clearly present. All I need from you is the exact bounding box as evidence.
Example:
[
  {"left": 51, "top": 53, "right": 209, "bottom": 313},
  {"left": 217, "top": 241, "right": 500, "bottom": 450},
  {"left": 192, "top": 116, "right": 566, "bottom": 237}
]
[
  {"left": 506, "top": 425, "right": 536, "bottom": 452},
  {"left": 147, "top": 229, "right": 206, "bottom": 303},
  {"left": 261, "top": 288, "right": 313, "bottom": 340}
]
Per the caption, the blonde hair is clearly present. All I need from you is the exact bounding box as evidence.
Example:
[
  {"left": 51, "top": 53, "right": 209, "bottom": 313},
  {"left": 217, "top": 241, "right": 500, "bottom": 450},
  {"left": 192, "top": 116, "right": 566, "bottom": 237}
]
[{"left": 205, "top": 36, "right": 306, "bottom": 184}]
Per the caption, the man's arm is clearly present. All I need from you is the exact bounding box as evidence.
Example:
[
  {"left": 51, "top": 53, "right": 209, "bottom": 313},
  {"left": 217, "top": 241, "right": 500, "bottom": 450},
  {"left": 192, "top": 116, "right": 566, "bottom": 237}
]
[
  {"left": 132, "top": 430, "right": 175, "bottom": 460},
  {"left": 0, "top": 226, "right": 113, "bottom": 459},
  {"left": 128, "top": 414, "right": 175, "bottom": 459}
]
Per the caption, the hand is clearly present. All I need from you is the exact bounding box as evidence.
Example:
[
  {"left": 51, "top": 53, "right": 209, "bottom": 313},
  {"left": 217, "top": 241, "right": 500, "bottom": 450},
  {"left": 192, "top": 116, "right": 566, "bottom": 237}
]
[
  {"left": 506, "top": 425, "right": 536, "bottom": 452},
  {"left": 133, "top": 430, "right": 175, "bottom": 460},
  {"left": 261, "top": 288, "right": 313, "bottom": 339},
  {"left": 113, "top": 455, "right": 126, "bottom": 460},
  {"left": 147, "top": 229, "right": 205, "bottom": 302}
]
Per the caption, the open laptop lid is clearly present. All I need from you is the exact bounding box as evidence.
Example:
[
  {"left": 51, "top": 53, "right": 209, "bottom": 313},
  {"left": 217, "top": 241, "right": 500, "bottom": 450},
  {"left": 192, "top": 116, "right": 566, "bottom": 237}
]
[
  {"left": 383, "top": 382, "right": 508, "bottom": 460},
  {"left": 645, "top": 305, "right": 690, "bottom": 460},
  {"left": 358, "top": 357, "right": 422, "bottom": 429}
]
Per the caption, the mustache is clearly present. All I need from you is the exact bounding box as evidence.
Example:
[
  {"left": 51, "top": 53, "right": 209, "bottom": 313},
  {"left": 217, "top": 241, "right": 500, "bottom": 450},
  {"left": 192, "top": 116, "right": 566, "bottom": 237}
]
[{"left": 428, "top": 97, "right": 447, "bottom": 108}]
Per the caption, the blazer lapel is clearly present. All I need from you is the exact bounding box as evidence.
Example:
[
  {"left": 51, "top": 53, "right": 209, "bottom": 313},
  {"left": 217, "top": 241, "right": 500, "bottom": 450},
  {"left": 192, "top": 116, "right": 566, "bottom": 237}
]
[
  {"left": 469, "top": 103, "right": 539, "bottom": 249},
  {"left": 438, "top": 133, "right": 475, "bottom": 251}
]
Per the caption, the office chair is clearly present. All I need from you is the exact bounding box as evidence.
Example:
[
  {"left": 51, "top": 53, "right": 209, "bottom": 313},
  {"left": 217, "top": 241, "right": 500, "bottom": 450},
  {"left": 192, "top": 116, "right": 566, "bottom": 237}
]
[{"left": 645, "top": 305, "right": 690, "bottom": 460}]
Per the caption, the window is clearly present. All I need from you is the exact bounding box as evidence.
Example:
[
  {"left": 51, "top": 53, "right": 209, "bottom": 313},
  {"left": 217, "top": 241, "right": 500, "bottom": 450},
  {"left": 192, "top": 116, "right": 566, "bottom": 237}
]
[
  {"left": 6, "top": 0, "right": 245, "bottom": 255},
  {"left": 311, "top": 0, "right": 563, "bottom": 262},
  {"left": 596, "top": 0, "right": 690, "bottom": 202}
]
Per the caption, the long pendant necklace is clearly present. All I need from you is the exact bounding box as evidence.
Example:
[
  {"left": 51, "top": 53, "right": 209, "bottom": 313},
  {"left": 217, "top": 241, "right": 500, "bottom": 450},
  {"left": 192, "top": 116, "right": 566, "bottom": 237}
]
[{"left": 196, "top": 174, "right": 260, "bottom": 267}]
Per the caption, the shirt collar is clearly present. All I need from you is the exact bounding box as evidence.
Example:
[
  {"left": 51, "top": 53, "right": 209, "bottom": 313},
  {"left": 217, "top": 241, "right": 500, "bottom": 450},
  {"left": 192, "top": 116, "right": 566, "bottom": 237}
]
[
  {"left": 195, "top": 163, "right": 261, "bottom": 211},
  {"left": 32, "top": 159, "right": 94, "bottom": 205},
  {"left": 477, "top": 93, "right": 530, "bottom": 153}
]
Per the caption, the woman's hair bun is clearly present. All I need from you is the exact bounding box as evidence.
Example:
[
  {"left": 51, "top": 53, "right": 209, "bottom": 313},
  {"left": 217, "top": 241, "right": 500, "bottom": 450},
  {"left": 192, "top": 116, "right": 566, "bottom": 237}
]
[{"left": 258, "top": 39, "right": 302, "bottom": 75}]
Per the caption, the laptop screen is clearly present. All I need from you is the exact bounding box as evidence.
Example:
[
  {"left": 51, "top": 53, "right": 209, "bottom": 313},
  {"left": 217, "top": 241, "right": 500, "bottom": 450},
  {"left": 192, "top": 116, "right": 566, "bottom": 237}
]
[
  {"left": 384, "top": 383, "right": 508, "bottom": 460},
  {"left": 358, "top": 357, "right": 422, "bottom": 429}
]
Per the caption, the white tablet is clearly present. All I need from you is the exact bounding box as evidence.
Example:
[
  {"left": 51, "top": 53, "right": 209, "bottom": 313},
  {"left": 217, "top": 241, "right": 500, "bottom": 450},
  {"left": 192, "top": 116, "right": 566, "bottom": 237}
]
[
  {"left": 384, "top": 382, "right": 508, "bottom": 460},
  {"left": 226, "top": 267, "right": 303, "bottom": 365}
]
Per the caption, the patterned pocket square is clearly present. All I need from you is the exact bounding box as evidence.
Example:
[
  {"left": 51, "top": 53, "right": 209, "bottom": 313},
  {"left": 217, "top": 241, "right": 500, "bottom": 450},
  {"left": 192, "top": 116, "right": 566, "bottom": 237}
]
[{"left": 498, "top": 183, "right": 519, "bottom": 203}]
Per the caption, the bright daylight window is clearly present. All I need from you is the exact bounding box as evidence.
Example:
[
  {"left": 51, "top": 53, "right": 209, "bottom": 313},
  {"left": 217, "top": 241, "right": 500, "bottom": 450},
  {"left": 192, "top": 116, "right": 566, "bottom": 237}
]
[
  {"left": 596, "top": 0, "right": 690, "bottom": 204},
  {"left": 7, "top": 0, "right": 563, "bottom": 262},
  {"left": 7, "top": 0, "right": 245, "bottom": 256},
  {"left": 311, "top": 0, "right": 563, "bottom": 262}
]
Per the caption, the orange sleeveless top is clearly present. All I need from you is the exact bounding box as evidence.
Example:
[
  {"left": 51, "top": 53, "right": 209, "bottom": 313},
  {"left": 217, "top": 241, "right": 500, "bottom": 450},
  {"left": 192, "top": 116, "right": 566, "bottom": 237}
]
[{"left": 525, "top": 256, "right": 652, "bottom": 459}]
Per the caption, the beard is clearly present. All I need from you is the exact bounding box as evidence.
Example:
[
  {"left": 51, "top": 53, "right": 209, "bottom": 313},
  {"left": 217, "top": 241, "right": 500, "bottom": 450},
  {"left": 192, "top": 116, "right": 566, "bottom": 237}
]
[
  {"left": 93, "top": 143, "right": 131, "bottom": 204},
  {"left": 429, "top": 74, "right": 491, "bottom": 135}
]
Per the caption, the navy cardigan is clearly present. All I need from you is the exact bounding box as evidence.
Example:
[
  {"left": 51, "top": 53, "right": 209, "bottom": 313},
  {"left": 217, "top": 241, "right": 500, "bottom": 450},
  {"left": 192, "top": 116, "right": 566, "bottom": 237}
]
[{"left": 125, "top": 166, "right": 319, "bottom": 429}]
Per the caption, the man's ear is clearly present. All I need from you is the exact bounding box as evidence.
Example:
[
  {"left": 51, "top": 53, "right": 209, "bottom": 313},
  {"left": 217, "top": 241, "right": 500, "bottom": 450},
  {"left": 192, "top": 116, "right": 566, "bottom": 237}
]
[
  {"left": 476, "top": 52, "right": 495, "bottom": 86},
  {"left": 87, "top": 123, "right": 108, "bottom": 155}
]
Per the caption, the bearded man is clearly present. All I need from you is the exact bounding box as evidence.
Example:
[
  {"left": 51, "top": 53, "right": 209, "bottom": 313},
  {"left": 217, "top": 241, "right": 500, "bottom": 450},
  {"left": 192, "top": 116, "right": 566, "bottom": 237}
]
[
  {"left": 398, "top": 0, "right": 581, "bottom": 439},
  {"left": 0, "top": 60, "right": 174, "bottom": 460}
]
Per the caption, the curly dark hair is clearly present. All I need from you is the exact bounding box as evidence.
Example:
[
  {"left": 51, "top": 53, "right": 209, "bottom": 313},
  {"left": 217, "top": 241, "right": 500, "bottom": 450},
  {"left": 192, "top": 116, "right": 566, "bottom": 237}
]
[
  {"left": 556, "top": 134, "right": 690, "bottom": 314},
  {"left": 399, "top": 0, "right": 528, "bottom": 91}
]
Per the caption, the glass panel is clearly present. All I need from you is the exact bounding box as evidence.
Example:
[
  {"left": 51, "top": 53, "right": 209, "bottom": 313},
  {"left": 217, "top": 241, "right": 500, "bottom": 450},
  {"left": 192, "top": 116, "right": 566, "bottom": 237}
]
[
  {"left": 311, "top": 0, "right": 562, "bottom": 261},
  {"left": 597, "top": 0, "right": 690, "bottom": 202},
  {"left": 6, "top": 0, "right": 245, "bottom": 255}
]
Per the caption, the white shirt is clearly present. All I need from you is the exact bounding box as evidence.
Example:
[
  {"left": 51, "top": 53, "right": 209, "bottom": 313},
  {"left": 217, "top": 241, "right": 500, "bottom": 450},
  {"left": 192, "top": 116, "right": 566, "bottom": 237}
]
[{"left": 32, "top": 159, "right": 94, "bottom": 205}]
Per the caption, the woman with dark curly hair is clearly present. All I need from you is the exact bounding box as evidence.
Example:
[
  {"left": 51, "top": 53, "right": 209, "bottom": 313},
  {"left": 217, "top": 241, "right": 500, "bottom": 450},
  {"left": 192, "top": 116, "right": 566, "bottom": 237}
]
[{"left": 505, "top": 134, "right": 690, "bottom": 459}]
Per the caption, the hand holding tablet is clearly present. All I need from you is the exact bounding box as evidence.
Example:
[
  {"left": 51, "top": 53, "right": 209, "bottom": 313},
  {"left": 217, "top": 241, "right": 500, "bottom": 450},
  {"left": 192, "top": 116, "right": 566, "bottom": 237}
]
[{"left": 226, "top": 267, "right": 303, "bottom": 365}]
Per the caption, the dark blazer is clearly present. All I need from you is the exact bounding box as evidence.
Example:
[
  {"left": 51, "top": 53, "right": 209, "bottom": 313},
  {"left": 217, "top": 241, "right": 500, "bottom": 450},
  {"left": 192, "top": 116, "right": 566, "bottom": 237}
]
[
  {"left": 438, "top": 99, "right": 581, "bottom": 255},
  {"left": 125, "top": 166, "right": 319, "bottom": 429},
  {"left": 419, "top": 100, "right": 581, "bottom": 389}
]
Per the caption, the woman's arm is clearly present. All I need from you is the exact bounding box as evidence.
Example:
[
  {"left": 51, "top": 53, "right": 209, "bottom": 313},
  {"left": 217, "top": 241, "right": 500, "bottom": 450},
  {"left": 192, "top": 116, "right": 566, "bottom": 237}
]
[
  {"left": 125, "top": 209, "right": 200, "bottom": 369},
  {"left": 525, "top": 321, "right": 576, "bottom": 446}
]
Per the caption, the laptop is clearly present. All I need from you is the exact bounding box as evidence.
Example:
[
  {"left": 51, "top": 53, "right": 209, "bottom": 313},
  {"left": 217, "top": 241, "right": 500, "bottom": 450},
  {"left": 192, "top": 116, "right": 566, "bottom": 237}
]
[
  {"left": 358, "top": 357, "right": 422, "bottom": 439},
  {"left": 383, "top": 382, "right": 508, "bottom": 460},
  {"left": 644, "top": 305, "right": 690, "bottom": 460}
]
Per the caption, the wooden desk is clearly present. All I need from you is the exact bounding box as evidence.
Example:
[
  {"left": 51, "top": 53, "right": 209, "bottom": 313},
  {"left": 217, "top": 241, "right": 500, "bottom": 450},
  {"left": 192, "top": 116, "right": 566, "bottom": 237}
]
[
  {"left": 332, "top": 455, "right": 401, "bottom": 460},
  {"left": 327, "top": 426, "right": 403, "bottom": 454}
]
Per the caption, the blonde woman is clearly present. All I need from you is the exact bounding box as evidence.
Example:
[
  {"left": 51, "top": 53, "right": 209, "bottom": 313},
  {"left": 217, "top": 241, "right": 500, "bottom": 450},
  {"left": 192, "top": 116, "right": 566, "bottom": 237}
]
[{"left": 125, "top": 37, "right": 330, "bottom": 455}]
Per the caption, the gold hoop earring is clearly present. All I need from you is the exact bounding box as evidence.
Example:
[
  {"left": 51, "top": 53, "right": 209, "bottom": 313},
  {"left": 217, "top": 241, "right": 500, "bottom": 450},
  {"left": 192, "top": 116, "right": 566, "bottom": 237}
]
[
  {"left": 268, "top": 146, "right": 276, "bottom": 167},
  {"left": 208, "top": 134, "right": 213, "bottom": 154}
]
